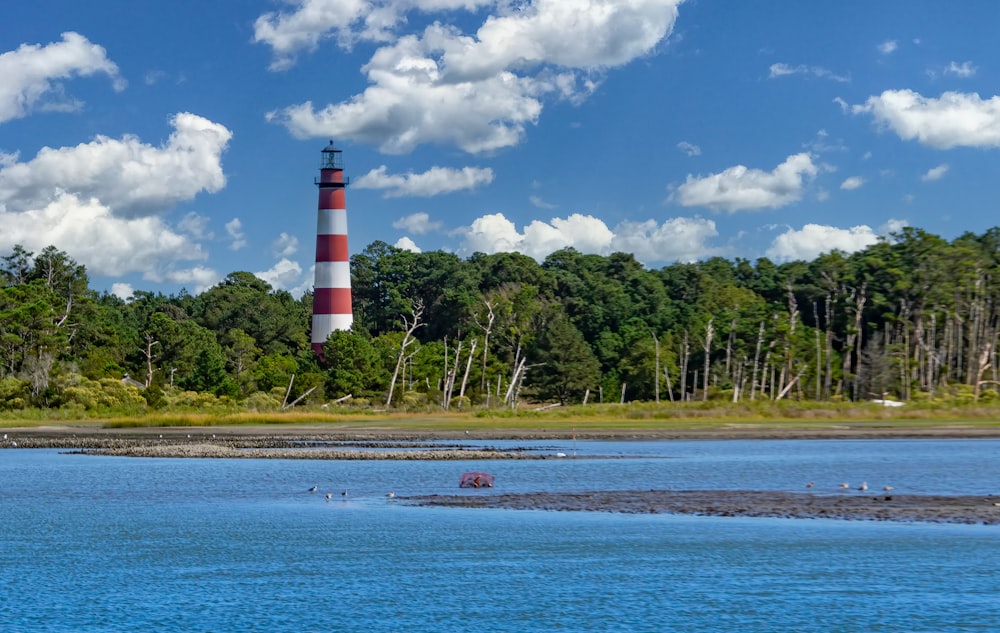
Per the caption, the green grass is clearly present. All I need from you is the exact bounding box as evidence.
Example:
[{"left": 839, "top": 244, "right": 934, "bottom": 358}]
[{"left": 2, "top": 399, "right": 999, "bottom": 433}]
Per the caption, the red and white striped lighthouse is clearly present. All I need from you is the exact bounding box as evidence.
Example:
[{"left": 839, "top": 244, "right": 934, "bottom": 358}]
[{"left": 311, "top": 141, "right": 352, "bottom": 357}]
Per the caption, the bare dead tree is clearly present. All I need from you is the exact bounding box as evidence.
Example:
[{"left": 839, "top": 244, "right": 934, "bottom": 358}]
[
  {"left": 473, "top": 300, "right": 496, "bottom": 393},
  {"left": 386, "top": 301, "right": 425, "bottom": 407},
  {"left": 142, "top": 333, "right": 159, "bottom": 388},
  {"left": 701, "top": 318, "right": 714, "bottom": 401}
]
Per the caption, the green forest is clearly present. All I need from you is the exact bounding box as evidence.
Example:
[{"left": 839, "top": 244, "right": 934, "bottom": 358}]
[{"left": 3, "top": 226, "right": 1000, "bottom": 415}]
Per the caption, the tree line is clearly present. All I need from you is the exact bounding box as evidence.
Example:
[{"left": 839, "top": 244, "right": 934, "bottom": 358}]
[{"left": 2, "top": 226, "right": 999, "bottom": 412}]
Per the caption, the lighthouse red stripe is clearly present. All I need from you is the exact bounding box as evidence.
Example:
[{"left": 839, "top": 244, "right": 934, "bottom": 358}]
[
  {"left": 318, "top": 189, "right": 345, "bottom": 210},
  {"left": 313, "top": 288, "right": 353, "bottom": 314},
  {"left": 315, "top": 234, "right": 349, "bottom": 262}
]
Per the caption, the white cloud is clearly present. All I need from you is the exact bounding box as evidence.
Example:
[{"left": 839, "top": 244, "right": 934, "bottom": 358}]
[
  {"left": 881, "top": 218, "right": 909, "bottom": 235},
  {"left": 0, "top": 193, "right": 209, "bottom": 282},
  {"left": 921, "top": 163, "right": 949, "bottom": 181},
  {"left": 677, "top": 141, "right": 701, "bottom": 156},
  {"left": 768, "top": 63, "right": 848, "bottom": 82},
  {"left": 0, "top": 112, "right": 232, "bottom": 217},
  {"left": 272, "top": 232, "right": 299, "bottom": 257},
  {"left": 840, "top": 176, "right": 865, "bottom": 190},
  {"left": 0, "top": 32, "right": 125, "bottom": 124},
  {"left": 392, "top": 212, "right": 443, "bottom": 235},
  {"left": 852, "top": 90, "right": 1000, "bottom": 149},
  {"left": 253, "top": 0, "right": 373, "bottom": 71},
  {"left": 267, "top": 0, "right": 683, "bottom": 153},
  {"left": 151, "top": 266, "right": 221, "bottom": 294},
  {"left": 610, "top": 217, "right": 724, "bottom": 263},
  {"left": 394, "top": 236, "right": 422, "bottom": 252},
  {"left": 110, "top": 283, "right": 134, "bottom": 301},
  {"left": 255, "top": 258, "right": 303, "bottom": 291},
  {"left": 529, "top": 194, "right": 557, "bottom": 209},
  {"left": 766, "top": 224, "right": 881, "bottom": 262},
  {"left": 877, "top": 40, "right": 897, "bottom": 55},
  {"left": 253, "top": 0, "right": 497, "bottom": 71},
  {"left": 225, "top": 218, "right": 247, "bottom": 250},
  {"left": 457, "top": 212, "right": 722, "bottom": 265},
  {"left": 944, "top": 61, "right": 977, "bottom": 78},
  {"left": 354, "top": 164, "right": 493, "bottom": 196},
  {"left": 178, "top": 212, "right": 213, "bottom": 239},
  {"left": 673, "top": 153, "right": 818, "bottom": 212}
]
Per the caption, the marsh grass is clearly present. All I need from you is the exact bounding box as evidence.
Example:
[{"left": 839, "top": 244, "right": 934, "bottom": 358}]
[{"left": 2, "top": 399, "right": 999, "bottom": 432}]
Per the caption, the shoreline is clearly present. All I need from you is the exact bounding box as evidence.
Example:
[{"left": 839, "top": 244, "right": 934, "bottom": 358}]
[
  {"left": 5, "top": 424, "right": 998, "bottom": 525},
  {"left": 3, "top": 422, "right": 1000, "bottom": 444}
]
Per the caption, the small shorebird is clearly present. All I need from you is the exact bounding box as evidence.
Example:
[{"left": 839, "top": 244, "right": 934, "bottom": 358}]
[
  {"left": 341, "top": 490, "right": 348, "bottom": 498},
  {"left": 858, "top": 481, "right": 868, "bottom": 491},
  {"left": 839, "top": 482, "right": 850, "bottom": 489},
  {"left": 325, "top": 492, "right": 333, "bottom": 501},
  {"left": 806, "top": 482, "right": 815, "bottom": 489},
  {"left": 386, "top": 491, "right": 395, "bottom": 498},
  {"left": 883, "top": 485, "right": 894, "bottom": 492},
  {"left": 308, "top": 485, "right": 318, "bottom": 493}
]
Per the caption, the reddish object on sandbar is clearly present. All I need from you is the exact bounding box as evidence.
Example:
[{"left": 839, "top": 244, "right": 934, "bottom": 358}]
[{"left": 459, "top": 472, "right": 494, "bottom": 488}]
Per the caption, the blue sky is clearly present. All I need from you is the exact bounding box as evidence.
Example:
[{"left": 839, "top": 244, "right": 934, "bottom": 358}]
[{"left": 3, "top": 1, "right": 1000, "bottom": 299}]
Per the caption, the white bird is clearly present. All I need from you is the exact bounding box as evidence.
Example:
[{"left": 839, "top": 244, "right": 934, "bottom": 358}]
[
  {"left": 308, "top": 485, "right": 318, "bottom": 493},
  {"left": 883, "top": 485, "right": 894, "bottom": 492},
  {"left": 839, "top": 482, "right": 850, "bottom": 489},
  {"left": 858, "top": 481, "right": 868, "bottom": 491},
  {"left": 806, "top": 482, "right": 815, "bottom": 489},
  {"left": 342, "top": 490, "right": 348, "bottom": 498},
  {"left": 325, "top": 492, "right": 333, "bottom": 501},
  {"left": 386, "top": 491, "right": 395, "bottom": 498}
]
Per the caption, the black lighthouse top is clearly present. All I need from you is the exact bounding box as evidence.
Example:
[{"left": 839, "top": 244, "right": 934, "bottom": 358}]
[{"left": 320, "top": 140, "right": 343, "bottom": 170}]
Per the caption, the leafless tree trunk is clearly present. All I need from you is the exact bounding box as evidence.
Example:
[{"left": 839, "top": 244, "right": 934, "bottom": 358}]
[
  {"left": 702, "top": 318, "right": 714, "bottom": 401},
  {"left": 386, "top": 301, "right": 425, "bottom": 407},
  {"left": 143, "top": 333, "right": 159, "bottom": 388}
]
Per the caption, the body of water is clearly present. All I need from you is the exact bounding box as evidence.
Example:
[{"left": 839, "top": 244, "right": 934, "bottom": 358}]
[{"left": 1, "top": 439, "right": 998, "bottom": 632}]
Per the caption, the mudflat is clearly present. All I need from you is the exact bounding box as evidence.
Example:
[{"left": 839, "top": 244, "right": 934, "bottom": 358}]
[{"left": 4, "top": 423, "right": 999, "bottom": 525}]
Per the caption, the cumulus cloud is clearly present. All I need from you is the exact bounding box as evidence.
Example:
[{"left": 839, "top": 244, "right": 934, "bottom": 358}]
[
  {"left": 110, "top": 283, "right": 134, "bottom": 301},
  {"left": 0, "top": 112, "right": 232, "bottom": 217},
  {"left": 877, "top": 40, "right": 897, "bottom": 55},
  {"left": 768, "top": 63, "right": 848, "bottom": 82},
  {"left": 0, "top": 32, "right": 125, "bottom": 124},
  {"left": 766, "top": 224, "right": 881, "bottom": 262},
  {"left": 394, "top": 236, "right": 422, "bottom": 252},
  {"left": 150, "top": 265, "right": 221, "bottom": 293},
  {"left": 0, "top": 192, "right": 210, "bottom": 282},
  {"left": 225, "top": 218, "right": 247, "bottom": 250},
  {"left": 840, "top": 176, "right": 865, "bottom": 190},
  {"left": 529, "top": 194, "right": 557, "bottom": 209},
  {"left": 945, "top": 61, "right": 976, "bottom": 77},
  {"left": 354, "top": 164, "right": 494, "bottom": 196},
  {"left": 921, "top": 163, "right": 949, "bottom": 181},
  {"left": 852, "top": 90, "right": 1000, "bottom": 149},
  {"left": 272, "top": 232, "right": 299, "bottom": 257},
  {"left": 266, "top": 0, "right": 683, "bottom": 153},
  {"left": 255, "top": 258, "right": 303, "bottom": 291},
  {"left": 392, "top": 212, "right": 443, "bottom": 235},
  {"left": 677, "top": 141, "right": 701, "bottom": 156},
  {"left": 457, "top": 212, "right": 722, "bottom": 265},
  {"left": 673, "top": 153, "right": 818, "bottom": 212},
  {"left": 178, "top": 212, "right": 213, "bottom": 239}
]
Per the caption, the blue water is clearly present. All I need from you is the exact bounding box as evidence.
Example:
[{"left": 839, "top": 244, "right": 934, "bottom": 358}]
[{"left": 1, "top": 439, "right": 998, "bottom": 632}]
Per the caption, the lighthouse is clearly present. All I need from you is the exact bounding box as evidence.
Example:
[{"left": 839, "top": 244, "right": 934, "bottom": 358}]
[{"left": 311, "top": 141, "right": 352, "bottom": 357}]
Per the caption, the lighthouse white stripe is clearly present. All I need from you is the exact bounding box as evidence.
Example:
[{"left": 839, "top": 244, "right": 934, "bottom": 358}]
[
  {"left": 317, "top": 208, "right": 348, "bottom": 235},
  {"left": 312, "top": 314, "right": 354, "bottom": 342},
  {"left": 313, "top": 261, "right": 351, "bottom": 289}
]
